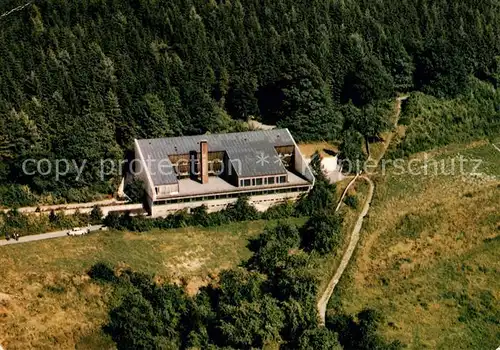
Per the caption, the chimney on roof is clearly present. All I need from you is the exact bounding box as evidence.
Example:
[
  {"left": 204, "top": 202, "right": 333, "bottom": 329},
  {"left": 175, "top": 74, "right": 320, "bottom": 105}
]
[{"left": 200, "top": 140, "right": 209, "bottom": 184}]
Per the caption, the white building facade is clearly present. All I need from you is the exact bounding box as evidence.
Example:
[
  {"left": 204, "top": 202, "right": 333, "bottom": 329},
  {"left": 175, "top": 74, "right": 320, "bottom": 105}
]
[{"left": 134, "top": 129, "right": 315, "bottom": 217}]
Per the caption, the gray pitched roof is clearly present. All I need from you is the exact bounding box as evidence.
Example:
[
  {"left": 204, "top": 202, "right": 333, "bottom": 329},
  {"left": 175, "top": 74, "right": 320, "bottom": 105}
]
[
  {"left": 136, "top": 129, "right": 294, "bottom": 185},
  {"left": 147, "top": 159, "right": 177, "bottom": 186},
  {"left": 227, "top": 143, "right": 286, "bottom": 178}
]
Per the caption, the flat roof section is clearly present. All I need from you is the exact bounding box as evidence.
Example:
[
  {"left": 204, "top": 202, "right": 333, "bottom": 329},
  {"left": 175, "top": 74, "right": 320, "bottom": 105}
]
[{"left": 157, "top": 171, "right": 310, "bottom": 200}]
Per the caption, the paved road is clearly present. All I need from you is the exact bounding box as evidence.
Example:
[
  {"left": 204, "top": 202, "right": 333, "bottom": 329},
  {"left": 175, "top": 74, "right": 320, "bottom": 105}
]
[{"left": 0, "top": 225, "right": 104, "bottom": 247}]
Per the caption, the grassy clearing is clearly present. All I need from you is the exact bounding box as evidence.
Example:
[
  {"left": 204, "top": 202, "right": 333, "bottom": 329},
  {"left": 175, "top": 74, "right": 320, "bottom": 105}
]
[
  {"left": 328, "top": 141, "right": 500, "bottom": 349},
  {"left": 0, "top": 218, "right": 304, "bottom": 350},
  {"left": 298, "top": 142, "right": 338, "bottom": 158}
]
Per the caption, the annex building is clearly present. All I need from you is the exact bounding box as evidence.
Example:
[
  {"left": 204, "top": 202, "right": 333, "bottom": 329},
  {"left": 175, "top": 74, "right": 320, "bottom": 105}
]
[{"left": 134, "top": 129, "right": 315, "bottom": 217}]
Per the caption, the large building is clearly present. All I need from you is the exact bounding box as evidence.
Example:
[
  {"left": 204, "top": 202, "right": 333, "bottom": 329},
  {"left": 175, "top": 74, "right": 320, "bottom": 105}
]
[{"left": 134, "top": 129, "right": 315, "bottom": 217}]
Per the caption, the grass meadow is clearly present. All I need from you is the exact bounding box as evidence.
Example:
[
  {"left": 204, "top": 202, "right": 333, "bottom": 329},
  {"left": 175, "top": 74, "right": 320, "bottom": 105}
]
[
  {"left": 0, "top": 218, "right": 304, "bottom": 349},
  {"left": 328, "top": 140, "right": 500, "bottom": 349}
]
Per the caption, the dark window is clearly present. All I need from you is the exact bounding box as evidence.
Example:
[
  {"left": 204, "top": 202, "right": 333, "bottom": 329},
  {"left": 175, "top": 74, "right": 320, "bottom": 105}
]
[
  {"left": 252, "top": 178, "right": 256, "bottom": 186},
  {"left": 267, "top": 177, "right": 275, "bottom": 185},
  {"left": 279, "top": 176, "right": 287, "bottom": 183},
  {"left": 243, "top": 179, "right": 251, "bottom": 187},
  {"left": 255, "top": 178, "right": 263, "bottom": 186}
]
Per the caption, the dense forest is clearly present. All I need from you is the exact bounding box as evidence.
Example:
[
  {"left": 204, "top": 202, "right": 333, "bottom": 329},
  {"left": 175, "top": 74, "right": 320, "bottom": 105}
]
[{"left": 1, "top": 0, "right": 500, "bottom": 205}]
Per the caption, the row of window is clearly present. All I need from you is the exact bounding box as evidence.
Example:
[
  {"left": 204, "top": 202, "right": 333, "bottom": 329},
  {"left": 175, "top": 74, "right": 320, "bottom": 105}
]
[
  {"left": 155, "top": 185, "right": 177, "bottom": 195},
  {"left": 153, "top": 186, "right": 311, "bottom": 205},
  {"left": 239, "top": 175, "right": 287, "bottom": 187},
  {"left": 156, "top": 196, "right": 290, "bottom": 215}
]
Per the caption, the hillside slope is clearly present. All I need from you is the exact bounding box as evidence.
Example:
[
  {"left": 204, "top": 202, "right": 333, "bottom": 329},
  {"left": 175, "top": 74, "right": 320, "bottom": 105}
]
[
  {"left": 329, "top": 140, "right": 500, "bottom": 349},
  {"left": 1, "top": 0, "right": 500, "bottom": 203}
]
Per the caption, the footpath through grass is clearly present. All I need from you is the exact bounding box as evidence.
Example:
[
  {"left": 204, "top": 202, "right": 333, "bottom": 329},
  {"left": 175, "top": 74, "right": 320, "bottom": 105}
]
[
  {"left": 312, "top": 179, "right": 371, "bottom": 300},
  {"left": 0, "top": 218, "right": 304, "bottom": 349},
  {"left": 327, "top": 140, "right": 500, "bottom": 349}
]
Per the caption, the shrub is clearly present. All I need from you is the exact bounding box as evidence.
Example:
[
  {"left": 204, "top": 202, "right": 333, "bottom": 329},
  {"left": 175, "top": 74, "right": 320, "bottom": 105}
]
[
  {"left": 0, "top": 184, "right": 37, "bottom": 207},
  {"left": 216, "top": 295, "right": 285, "bottom": 348},
  {"left": 295, "top": 180, "right": 336, "bottom": 216},
  {"left": 73, "top": 209, "right": 90, "bottom": 225},
  {"left": 88, "top": 262, "right": 117, "bottom": 283},
  {"left": 55, "top": 211, "right": 80, "bottom": 228},
  {"left": 262, "top": 201, "right": 296, "bottom": 220},
  {"left": 214, "top": 269, "right": 266, "bottom": 305},
  {"left": 125, "top": 178, "right": 146, "bottom": 204},
  {"left": 205, "top": 210, "right": 231, "bottom": 227},
  {"left": 309, "top": 151, "right": 327, "bottom": 182},
  {"left": 344, "top": 194, "right": 358, "bottom": 209},
  {"left": 0, "top": 209, "right": 90, "bottom": 237},
  {"left": 105, "top": 291, "right": 178, "bottom": 349},
  {"left": 223, "top": 196, "right": 260, "bottom": 222},
  {"left": 270, "top": 254, "right": 318, "bottom": 302},
  {"left": 164, "top": 209, "right": 191, "bottom": 228},
  {"left": 191, "top": 205, "right": 210, "bottom": 227},
  {"left": 247, "top": 222, "right": 301, "bottom": 275},
  {"left": 296, "top": 328, "right": 342, "bottom": 350},
  {"left": 326, "top": 308, "right": 404, "bottom": 350},
  {"left": 280, "top": 298, "right": 319, "bottom": 343},
  {"left": 48, "top": 209, "right": 58, "bottom": 223},
  {"left": 104, "top": 212, "right": 122, "bottom": 229},
  {"left": 129, "top": 216, "right": 155, "bottom": 232},
  {"left": 90, "top": 205, "right": 104, "bottom": 223},
  {"left": 339, "top": 128, "right": 367, "bottom": 174},
  {"left": 66, "top": 187, "right": 96, "bottom": 203},
  {"left": 301, "top": 211, "right": 343, "bottom": 255}
]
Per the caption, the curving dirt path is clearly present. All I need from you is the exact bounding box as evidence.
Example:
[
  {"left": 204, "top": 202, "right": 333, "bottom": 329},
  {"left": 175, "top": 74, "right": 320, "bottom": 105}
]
[
  {"left": 317, "top": 176, "right": 374, "bottom": 325},
  {"left": 373, "top": 96, "right": 407, "bottom": 165},
  {"left": 317, "top": 96, "right": 407, "bottom": 325}
]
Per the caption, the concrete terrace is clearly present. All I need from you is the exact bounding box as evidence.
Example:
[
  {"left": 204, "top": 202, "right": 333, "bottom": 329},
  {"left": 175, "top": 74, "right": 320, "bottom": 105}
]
[{"left": 157, "top": 170, "right": 310, "bottom": 199}]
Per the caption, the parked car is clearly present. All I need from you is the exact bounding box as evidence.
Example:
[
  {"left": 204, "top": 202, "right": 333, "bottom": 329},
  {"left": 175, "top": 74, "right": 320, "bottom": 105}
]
[{"left": 67, "top": 225, "right": 91, "bottom": 236}]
